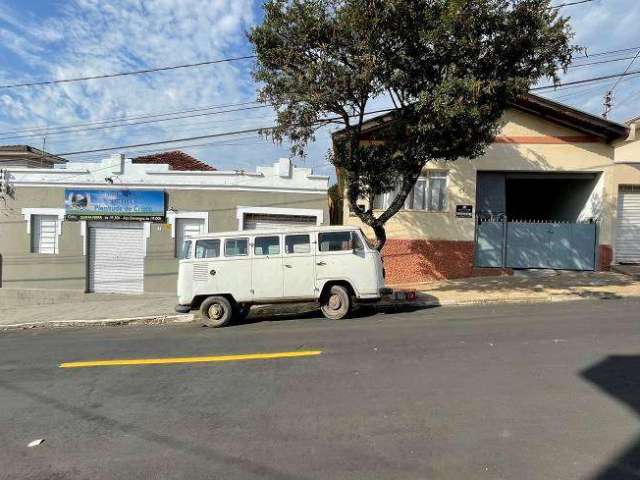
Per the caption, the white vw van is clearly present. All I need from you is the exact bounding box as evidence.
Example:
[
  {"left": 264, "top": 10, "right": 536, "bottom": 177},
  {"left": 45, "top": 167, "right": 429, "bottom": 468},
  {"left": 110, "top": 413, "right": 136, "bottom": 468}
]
[{"left": 175, "top": 225, "right": 391, "bottom": 327}]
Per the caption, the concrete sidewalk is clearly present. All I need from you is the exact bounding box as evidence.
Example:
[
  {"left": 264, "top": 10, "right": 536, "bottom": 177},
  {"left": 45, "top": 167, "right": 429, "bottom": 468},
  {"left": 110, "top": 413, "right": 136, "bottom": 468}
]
[
  {"left": 389, "top": 271, "right": 640, "bottom": 306},
  {"left": 0, "top": 289, "right": 188, "bottom": 329},
  {"left": 1, "top": 270, "right": 639, "bottom": 330}
]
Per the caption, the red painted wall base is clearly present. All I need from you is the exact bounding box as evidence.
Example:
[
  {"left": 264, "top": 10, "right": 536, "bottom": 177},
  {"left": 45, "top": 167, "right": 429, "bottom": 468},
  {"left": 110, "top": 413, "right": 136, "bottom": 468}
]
[{"left": 381, "top": 239, "right": 613, "bottom": 284}]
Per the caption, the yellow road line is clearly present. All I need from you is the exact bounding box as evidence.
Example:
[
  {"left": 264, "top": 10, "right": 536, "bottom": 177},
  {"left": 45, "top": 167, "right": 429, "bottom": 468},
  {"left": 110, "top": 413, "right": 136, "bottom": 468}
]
[{"left": 59, "top": 350, "right": 322, "bottom": 368}]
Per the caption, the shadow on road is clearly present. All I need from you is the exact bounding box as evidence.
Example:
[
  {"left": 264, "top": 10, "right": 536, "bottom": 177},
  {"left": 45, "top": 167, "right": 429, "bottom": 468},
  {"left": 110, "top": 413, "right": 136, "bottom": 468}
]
[
  {"left": 231, "top": 303, "right": 434, "bottom": 327},
  {"left": 581, "top": 355, "right": 640, "bottom": 479}
]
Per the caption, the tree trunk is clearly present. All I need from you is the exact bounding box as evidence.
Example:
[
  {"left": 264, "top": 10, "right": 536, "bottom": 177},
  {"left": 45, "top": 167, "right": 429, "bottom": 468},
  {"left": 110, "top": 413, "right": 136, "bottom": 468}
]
[{"left": 345, "top": 161, "right": 425, "bottom": 252}]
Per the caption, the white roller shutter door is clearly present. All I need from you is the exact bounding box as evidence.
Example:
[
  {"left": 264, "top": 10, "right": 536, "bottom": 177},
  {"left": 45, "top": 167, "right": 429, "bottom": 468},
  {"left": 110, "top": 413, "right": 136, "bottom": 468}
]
[
  {"left": 243, "top": 213, "right": 317, "bottom": 230},
  {"left": 32, "top": 215, "right": 58, "bottom": 254},
  {"left": 615, "top": 187, "right": 640, "bottom": 264},
  {"left": 89, "top": 223, "right": 145, "bottom": 294}
]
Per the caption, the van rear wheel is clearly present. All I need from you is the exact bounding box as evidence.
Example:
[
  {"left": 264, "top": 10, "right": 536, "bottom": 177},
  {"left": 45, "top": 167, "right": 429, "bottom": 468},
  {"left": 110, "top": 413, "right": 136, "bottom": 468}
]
[
  {"left": 200, "top": 296, "right": 233, "bottom": 327},
  {"left": 320, "top": 285, "right": 351, "bottom": 320}
]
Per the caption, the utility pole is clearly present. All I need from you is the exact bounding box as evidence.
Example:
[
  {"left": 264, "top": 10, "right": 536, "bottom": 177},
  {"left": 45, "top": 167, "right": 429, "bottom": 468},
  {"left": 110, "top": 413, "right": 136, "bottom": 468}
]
[{"left": 602, "top": 90, "right": 613, "bottom": 119}]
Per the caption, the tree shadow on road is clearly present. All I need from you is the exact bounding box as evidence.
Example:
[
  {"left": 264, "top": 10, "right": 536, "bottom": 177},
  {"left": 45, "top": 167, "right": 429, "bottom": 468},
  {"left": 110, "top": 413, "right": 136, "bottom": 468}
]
[{"left": 580, "top": 355, "right": 640, "bottom": 479}]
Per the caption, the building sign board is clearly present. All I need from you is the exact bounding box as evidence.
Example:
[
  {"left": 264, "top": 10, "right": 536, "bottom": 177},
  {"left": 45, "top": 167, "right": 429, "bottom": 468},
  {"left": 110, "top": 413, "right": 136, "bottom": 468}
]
[
  {"left": 456, "top": 204, "right": 473, "bottom": 218},
  {"left": 64, "top": 189, "right": 165, "bottom": 222}
]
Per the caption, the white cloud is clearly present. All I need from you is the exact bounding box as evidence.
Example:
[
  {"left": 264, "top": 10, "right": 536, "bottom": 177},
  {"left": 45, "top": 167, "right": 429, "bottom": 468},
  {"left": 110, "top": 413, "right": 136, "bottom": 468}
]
[{"left": 0, "top": 0, "right": 311, "bottom": 174}]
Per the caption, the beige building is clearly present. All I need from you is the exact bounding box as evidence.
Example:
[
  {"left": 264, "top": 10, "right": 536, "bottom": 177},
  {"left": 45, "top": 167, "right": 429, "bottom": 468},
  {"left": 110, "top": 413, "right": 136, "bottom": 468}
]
[
  {"left": 335, "top": 94, "right": 640, "bottom": 283},
  {"left": 0, "top": 152, "right": 329, "bottom": 293}
]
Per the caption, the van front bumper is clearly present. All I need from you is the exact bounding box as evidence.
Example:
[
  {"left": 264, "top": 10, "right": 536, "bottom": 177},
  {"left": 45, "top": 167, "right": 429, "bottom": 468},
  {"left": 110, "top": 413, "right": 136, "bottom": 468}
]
[{"left": 175, "top": 304, "right": 192, "bottom": 314}]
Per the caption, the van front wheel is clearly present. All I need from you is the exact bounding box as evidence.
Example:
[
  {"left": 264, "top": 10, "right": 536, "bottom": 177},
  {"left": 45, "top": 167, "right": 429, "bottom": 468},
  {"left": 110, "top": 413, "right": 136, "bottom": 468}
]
[
  {"left": 320, "top": 285, "right": 351, "bottom": 320},
  {"left": 201, "top": 296, "right": 233, "bottom": 327}
]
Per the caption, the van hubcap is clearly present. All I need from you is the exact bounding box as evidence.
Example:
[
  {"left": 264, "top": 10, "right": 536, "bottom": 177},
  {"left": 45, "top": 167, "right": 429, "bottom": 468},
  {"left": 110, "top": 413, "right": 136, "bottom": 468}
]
[
  {"left": 208, "top": 303, "right": 224, "bottom": 320},
  {"left": 328, "top": 294, "right": 342, "bottom": 310}
]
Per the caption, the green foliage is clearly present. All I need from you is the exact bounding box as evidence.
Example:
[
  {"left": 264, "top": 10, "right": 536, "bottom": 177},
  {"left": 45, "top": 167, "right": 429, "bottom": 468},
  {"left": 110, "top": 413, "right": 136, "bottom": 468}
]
[{"left": 249, "top": 0, "right": 575, "bottom": 249}]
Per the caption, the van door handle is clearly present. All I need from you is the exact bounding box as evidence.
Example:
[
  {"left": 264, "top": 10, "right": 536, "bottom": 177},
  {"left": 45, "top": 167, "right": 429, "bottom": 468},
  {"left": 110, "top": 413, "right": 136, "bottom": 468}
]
[
  {"left": 284, "top": 264, "right": 293, "bottom": 268},
  {"left": 209, "top": 269, "right": 216, "bottom": 276},
  {"left": 316, "top": 261, "right": 326, "bottom": 266}
]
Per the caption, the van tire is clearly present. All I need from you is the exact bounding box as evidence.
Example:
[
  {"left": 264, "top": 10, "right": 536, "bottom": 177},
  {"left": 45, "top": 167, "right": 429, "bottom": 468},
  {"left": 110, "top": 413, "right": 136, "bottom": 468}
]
[
  {"left": 320, "top": 285, "right": 351, "bottom": 320},
  {"left": 200, "top": 296, "right": 233, "bottom": 327}
]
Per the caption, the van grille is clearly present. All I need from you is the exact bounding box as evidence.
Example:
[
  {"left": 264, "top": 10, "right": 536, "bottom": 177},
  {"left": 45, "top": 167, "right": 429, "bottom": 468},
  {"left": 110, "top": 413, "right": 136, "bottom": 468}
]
[{"left": 193, "top": 264, "right": 209, "bottom": 283}]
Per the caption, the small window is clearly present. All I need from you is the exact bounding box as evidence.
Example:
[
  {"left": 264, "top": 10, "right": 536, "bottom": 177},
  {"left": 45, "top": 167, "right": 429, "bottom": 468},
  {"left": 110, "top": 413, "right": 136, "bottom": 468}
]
[
  {"left": 225, "top": 238, "right": 248, "bottom": 256},
  {"left": 319, "top": 231, "right": 352, "bottom": 252},
  {"left": 175, "top": 218, "right": 205, "bottom": 258},
  {"left": 254, "top": 236, "right": 280, "bottom": 255},
  {"left": 179, "top": 240, "right": 192, "bottom": 259},
  {"left": 195, "top": 239, "right": 220, "bottom": 259},
  {"left": 352, "top": 232, "right": 364, "bottom": 251},
  {"left": 31, "top": 214, "right": 59, "bottom": 254},
  {"left": 285, "top": 234, "right": 311, "bottom": 254}
]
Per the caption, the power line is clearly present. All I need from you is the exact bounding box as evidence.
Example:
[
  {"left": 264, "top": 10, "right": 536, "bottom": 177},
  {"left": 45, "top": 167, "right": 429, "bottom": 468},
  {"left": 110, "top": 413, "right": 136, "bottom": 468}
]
[
  {"left": 610, "top": 49, "right": 640, "bottom": 93},
  {"left": 0, "top": 55, "right": 256, "bottom": 90},
  {"left": 552, "top": 0, "right": 598, "bottom": 7},
  {"left": 0, "top": 105, "right": 271, "bottom": 141},
  {"left": 568, "top": 55, "right": 640, "bottom": 69},
  {"left": 55, "top": 108, "right": 396, "bottom": 156},
  {"left": 0, "top": 100, "right": 260, "bottom": 136},
  {"left": 532, "top": 68, "right": 640, "bottom": 91}
]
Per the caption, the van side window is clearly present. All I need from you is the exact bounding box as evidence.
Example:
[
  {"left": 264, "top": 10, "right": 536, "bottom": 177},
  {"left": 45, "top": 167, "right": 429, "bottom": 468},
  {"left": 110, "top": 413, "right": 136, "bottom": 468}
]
[
  {"left": 195, "top": 239, "right": 220, "bottom": 259},
  {"left": 224, "top": 238, "right": 248, "bottom": 256},
  {"left": 254, "top": 236, "right": 280, "bottom": 255},
  {"left": 319, "top": 231, "right": 352, "bottom": 252},
  {"left": 285, "top": 234, "right": 311, "bottom": 254}
]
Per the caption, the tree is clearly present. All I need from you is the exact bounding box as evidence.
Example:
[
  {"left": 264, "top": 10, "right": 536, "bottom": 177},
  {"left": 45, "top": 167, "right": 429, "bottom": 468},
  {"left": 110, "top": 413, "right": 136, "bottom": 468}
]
[{"left": 249, "top": 0, "right": 575, "bottom": 250}]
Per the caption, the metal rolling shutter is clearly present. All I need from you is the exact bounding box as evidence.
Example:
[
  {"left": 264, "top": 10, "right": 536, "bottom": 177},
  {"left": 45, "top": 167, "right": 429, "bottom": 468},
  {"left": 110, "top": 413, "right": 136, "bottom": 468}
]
[
  {"left": 616, "top": 186, "right": 640, "bottom": 264},
  {"left": 32, "top": 215, "right": 58, "bottom": 254},
  {"left": 243, "top": 214, "right": 317, "bottom": 230},
  {"left": 89, "top": 223, "right": 145, "bottom": 294}
]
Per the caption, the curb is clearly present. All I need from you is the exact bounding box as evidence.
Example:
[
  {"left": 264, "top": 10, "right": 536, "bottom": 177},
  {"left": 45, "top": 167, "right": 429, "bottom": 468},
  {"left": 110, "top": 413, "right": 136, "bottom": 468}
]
[
  {"left": 1, "top": 291, "right": 638, "bottom": 331},
  {"left": 0, "top": 313, "right": 195, "bottom": 332},
  {"left": 378, "top": 291, "right": 640, "bottom": 309}
]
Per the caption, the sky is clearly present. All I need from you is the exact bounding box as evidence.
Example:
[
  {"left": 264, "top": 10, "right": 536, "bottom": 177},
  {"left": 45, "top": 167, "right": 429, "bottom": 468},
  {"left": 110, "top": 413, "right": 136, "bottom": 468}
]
[{"left": 0, "top": 0, "right": 639, "bottom": 181}]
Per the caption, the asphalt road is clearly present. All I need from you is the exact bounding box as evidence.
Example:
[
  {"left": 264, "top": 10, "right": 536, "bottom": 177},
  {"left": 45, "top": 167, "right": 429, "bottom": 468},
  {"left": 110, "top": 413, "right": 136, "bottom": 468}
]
[{"left": 1, "top": 299, "right": 640, "bottom": 480}]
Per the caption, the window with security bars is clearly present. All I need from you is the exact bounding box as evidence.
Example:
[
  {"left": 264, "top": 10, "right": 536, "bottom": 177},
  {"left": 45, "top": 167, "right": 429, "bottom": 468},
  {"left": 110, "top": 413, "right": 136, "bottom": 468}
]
[
  {"left": 372, "top": 171, "right": 448, "bottom": 212},
  {"left": 31, "top": 215, "right": 59, "bottom": 254}
]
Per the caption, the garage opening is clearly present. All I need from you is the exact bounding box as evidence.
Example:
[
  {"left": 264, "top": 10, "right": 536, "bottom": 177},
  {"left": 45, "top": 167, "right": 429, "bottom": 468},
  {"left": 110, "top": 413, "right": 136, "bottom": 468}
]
[
  {"left": 505, "top": 174, "right": 599, "bottom": 222},
  {"left": 475, "top": 172, "right": 601, "bottom": 270},
  {"left": 88, "top": 222, "right": 145, "bottom": 294}
]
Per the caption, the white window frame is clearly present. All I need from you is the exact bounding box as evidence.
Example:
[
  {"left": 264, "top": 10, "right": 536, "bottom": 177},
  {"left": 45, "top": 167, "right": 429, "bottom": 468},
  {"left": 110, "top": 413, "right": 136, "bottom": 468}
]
[
  {"left": 21, "top": 208, "right": 65, "bottom": 255},
  {"left": 166, "top": 210, "right": 209, "bottom": 258},
  {"left": 166, "top": 210, "right": 209, "bottom": 238},
  {"left": 373, "top": 171, "right": 449, "bottom": 212},
  {"left": 236, "top": 206, "right": 324, "bottom": 230}
]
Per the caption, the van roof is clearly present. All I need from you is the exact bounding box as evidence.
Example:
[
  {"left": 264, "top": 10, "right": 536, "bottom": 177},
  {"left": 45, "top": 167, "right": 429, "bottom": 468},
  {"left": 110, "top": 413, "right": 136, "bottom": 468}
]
[{"left": 187, "top": 225, "right": 360, "bottom": 239}]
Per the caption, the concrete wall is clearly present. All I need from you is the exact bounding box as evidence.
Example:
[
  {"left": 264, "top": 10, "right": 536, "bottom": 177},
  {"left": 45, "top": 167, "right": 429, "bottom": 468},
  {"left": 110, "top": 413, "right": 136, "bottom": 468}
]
[{"left": 0, "top": 186, "right": 328, "bottom": 293}]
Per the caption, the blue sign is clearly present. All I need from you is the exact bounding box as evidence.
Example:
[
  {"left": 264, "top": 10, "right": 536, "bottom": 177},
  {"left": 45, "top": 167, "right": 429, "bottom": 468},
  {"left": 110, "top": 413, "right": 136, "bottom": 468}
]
[{"left": 64, "top": 189, "right": 165, "bottom": 222}]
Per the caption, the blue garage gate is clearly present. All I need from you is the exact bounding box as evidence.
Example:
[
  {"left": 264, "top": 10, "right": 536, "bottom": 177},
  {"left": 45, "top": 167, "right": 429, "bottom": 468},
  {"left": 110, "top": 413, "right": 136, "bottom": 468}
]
[{"left": 475, "top": 215, "right": 598, "bottom": 270}]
